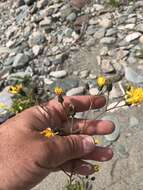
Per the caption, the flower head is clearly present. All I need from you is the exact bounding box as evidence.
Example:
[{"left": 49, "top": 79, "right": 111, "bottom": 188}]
[
  {"left": 94, "top": 164, "right": 100, "bottom": 172},
  {"left": 40, "top": 128, "right": 58, "bottom": 138},
  {"left": 125, "top": 86, "right": 143, "bottom": 105},
  {"left": 54, "top": 87, "right": 64, "bottom": 96},
  {"left": 8, "top": 84, "right": 23, "bottom": 94},
  {"left": 97, "top": 76, "right": 106, "bottom": 89}
]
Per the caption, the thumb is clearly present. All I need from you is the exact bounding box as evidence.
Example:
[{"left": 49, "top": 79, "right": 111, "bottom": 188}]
[{"left": 42, "top": 135, "right": 95, "bottom": 168}]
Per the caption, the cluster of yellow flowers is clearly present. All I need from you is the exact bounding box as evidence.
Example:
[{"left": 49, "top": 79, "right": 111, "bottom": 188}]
[
  {"left": 8, "top": 84, "right": 23, "bottom": 94},
  {"left": 125, "top": 86, "right": 143, "bottom": 105}
]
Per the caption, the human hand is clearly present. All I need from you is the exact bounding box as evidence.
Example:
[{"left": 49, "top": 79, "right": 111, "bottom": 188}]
[{"left": 0, "top": 95, "right": 115, "bottom": 190}]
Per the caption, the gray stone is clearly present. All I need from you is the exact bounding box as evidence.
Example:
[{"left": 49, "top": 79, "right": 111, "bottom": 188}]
[
  {"left": 101, "top": 59, "right": 115, "bottom": 73},
  {"left": 24, "top": 0, "right": 36, "bottom": 5},
  {"left": 49, "top": 70, "right": 67, "bottom": 78},
  {"left": 93, "top": 28, "right": 105, "bottom": 39},
  {"left": 79, "top": 70, "right": 89, "bottom": 78},
  {"left": 51, "top": 53, "right": 69, "bottom": 65},
  {"left": 100, "top": 37, "right": 116, "bottom": 44},
  {"left": 0, "top": 47, "right": 11, "bottom": 54},
  {"left": 106, "top": 28, "right": 117, "bottom": 37},
  {"left": 86, "top": 25, "right": 97, "bottom": 35},
  {"left": 7, "top": 72, "right": 32, "bottom": 85},
  {"left": 39, "top": 17, "right": 52, "bottom": 27},
  {"left": 0, "top": 67, "right": 12, "bottom": 80},
  {"left": 28, "top": 31, "right": 46, "bottom": 46},
  {"left": 66, "top": 86, "right": 85, "bottom": 96},
  {"left": 86, "top": 38, "right": 95, "bottom": 47},
  {"left": 64, "top": 28, "right": 73, "bottom": 37},
  {"left": 16, "top": 5, "right": 29, "bottom": 24},
  {"left": 136, "top": 24, "right": 143, "bottom": 33},
  {"left": 124, "top": 66, "right": 143, "bottom": 84},
  {"left": 129, "top": 116, "right": 139, "bottom": 128},
  {"left": 100, "top": 46, "right": 108, "bottom": 56},
  {"left": 32, "top": 45, "right": 42, "bottom": 56},
  {"left": 125, "top": 32, "right": 141, "bottom": 42},
  {"left": 13, "top": 53, "right": 29, "bottom": 69},
  {"left": 98, "top": 18, "right": 112, "bottom": 29},
  {"left": 66, "top": 12, "right": 76, "bottom": 22},
  {"left": 127, "top": 56, "right": 136, "bottom": 64}
]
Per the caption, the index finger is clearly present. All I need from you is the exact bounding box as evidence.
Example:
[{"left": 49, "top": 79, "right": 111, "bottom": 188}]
[{"left": 63, "top": 95, "right": 106, "bottom": 112}]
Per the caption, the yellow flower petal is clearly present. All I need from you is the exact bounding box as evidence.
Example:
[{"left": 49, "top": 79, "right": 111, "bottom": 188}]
[
  {"left": 54, "top": 87, "right": 64, "bottom": 96},
  {"left": 125, "top": 86, "right": 143, "bottom": 105},
  {"left": 8, "top": 84, "right": 23, "bottom": 94},
  {"left": 40, "top": 128, "right": 58, "bottom": 138},
  {"left": 97, "top": 76, "right": 106, "bottom": 88}
]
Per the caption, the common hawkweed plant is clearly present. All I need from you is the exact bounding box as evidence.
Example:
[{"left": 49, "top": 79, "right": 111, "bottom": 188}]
[{"left": 1, "top": 74, "right": 143, "bottom": 190}]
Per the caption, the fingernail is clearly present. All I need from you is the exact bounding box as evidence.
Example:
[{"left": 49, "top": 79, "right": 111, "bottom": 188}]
[
  {"left": 82, "top": 136, "right": 95, "bottom": 154},
  {"left": 80, "top": 164, "right": 93, "bottom": 173}
]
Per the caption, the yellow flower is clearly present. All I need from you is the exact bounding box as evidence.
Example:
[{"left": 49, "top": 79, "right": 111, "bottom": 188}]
[
  {"left": 40, "top": 128, "right": 58, "bottom": 138},
  {"left": 97, "top": 76, "right": 106, "bottom": 88},
  {"left": 54, "top": 87, "right": 64, "bottom": 96},
  {"left": 8, "top": 84, "right": 23, "bottom": 94},
  {"left": 94, "top": 164, "right": 100, "bottom": 172},
  {"left": 0, "top": 102, "right": 7, "bottom": 109},
  {"left": 125, "top": 86, "right": 143, "bottom": 105}
]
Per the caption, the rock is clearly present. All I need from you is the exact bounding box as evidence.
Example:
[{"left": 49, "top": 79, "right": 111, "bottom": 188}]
[
  {"left": 28, "top": 31, "right": 46, "bottom": 46},
  {"left": 136, "top": 24, "right": 143, "bottom": 33},
  {"left": 24, "top": 0, "right": 36, "bottom": 5},
  {"left": 129, "top": 116, "right": 139, "bottom": 128},
  {"left": 0, "top": 67, "right": 12, "bottom": 80},
  {"left": 125, "top": 32, "right": 141, "bottom": 42},
  {"left": 86, "top": 25, "right": 96, "bottom": 35},
  {"left": 7, "top": 72, "right": 32, "bottom": 85},
  {"left": 79, "top": 70, "right": 89, "bottom": 78},
  {"left": 124, "top": 66, "right": 143, "bottom": 84},
  {"left": 103, "top": 115, "right": 120, "bottom": 142},
  {"left": 49, "top": 70, "right": 67, "bottom": 78},
  {"left": 100, "top": 37, "right": 116, "bottom": 44},
  {"left": 139, "top": 35, "right": 143, "bottom": 44},
  {"left": 86, "top": 37, "right": 95, "bottom": 47},
  {"left": 66, "top": 86, "right": 85, "bottom": 96},
  {"left": 89, "top": 88, "right": 98, "bottom": 95},
  {"left": 124, "top": 23, "right": 135, "bottom": 30},
  {"left": 32, "top": 45, "right": 42, "bottom": 56},
  {"left": 100, "top": 46, "right": 108, "bottom": 56},
  {"left": 109, "top": 85, "right": 123, "bottom": 99},
  {"left": 66, "top": 12, "right": 76, "bottom": 22},
  {"left": 39, "top": 17, "right": 52, "bottom": 27},
  {"left": 74, "top": 15, "right": 88, "bottom": 33},
  {"left": 106, "top": 28, "right": 117, "bottom": 37},
  {"left": 13, "top": 53, "right": 29, "bottom": 69},
  {"left": 50, "top": 53, "right": 69, "bottom": 65},
  {"left": 15, "top": 0, "right": 25, "bottom": 7},
  {"left": 94, "top": 28, "right": 106, "bottom": 39},
  {"left": 101, "top": 59, "right": 115, "bottom": 73},
  {"left": 116, "top": 50, "right": 129, "bottom": 60},
  {"left": 98, "top": 18, "right": 112, "bottom": 29},
  {"left": 70, "top": 0, "right": 89, "bottom": 9},
  {"left": 0, "top": 47, "right": 11, "bottom": 54},
  {"left": 16, "top": 5, "right": 29, "bottom": 24}
]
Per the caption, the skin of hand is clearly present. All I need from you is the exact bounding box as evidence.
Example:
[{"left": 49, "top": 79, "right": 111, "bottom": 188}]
[{"left": 0, "top": 95, "right": 115, "bottom": 190}]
